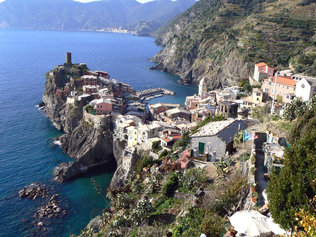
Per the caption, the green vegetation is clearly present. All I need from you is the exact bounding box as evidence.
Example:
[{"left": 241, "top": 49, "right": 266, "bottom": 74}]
[
  {"left": 84, "top": 105, "right": 94, "bottom": 114},
  {"left": 251, "top": 104, "right": 270, "bottom": 122},
  {"left": 179, "top": 168, "right": 208, "bottom": 193},
  {"left": 267, "top": 100, "right": 316, "bottom": 230},
  {"left": 172, "top": 208, "right": 226, "bottom": 237},
  {"left": 152, "top": 141, "right": 162, "bottom": 153},
  {"left": 155, "top": 0, "right": 316, "bottom": 87},
  {"left": 162, "top": 171, "right": 179, "bottom": 197},
  {"left": 172, "top": 131, "right": 191, "bottom": 152}
]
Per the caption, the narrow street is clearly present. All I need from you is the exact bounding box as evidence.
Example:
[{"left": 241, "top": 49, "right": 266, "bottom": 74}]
[{"left": 254, "top": 133, "right": 267, "bottom": 206}]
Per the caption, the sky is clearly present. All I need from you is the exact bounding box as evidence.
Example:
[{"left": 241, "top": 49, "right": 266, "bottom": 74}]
[
  {"left": 75, "top": 0, "right": 154, "bottom": 3},
  {"left": 0, "top": 0, "right": 155, "bottom": 3}
]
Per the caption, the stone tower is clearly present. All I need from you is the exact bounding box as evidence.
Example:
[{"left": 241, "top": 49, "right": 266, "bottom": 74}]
[
  {"left": 198, "top": 77, "right": 207, "bottom": 99},
  {"left": 65, "top": 52, "right": 72, "bottom": 66}
]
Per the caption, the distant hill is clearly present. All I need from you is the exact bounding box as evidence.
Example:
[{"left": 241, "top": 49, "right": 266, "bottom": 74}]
[
  {"left": 153, "top": 0, "right": 316, "bottom": 88},
  {"left": 0, "top": 0, "right": 195, "bottom": 35}
]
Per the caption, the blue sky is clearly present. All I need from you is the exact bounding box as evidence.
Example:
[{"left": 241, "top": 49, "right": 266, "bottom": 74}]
[{"left": 75, "top": 0, "right": 154, "bottom": 3}]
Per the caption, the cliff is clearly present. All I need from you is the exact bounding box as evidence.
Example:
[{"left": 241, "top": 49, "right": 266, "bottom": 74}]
[
  {"left": 42, "top": 64, "right": 118, "bottom": 182},
  {"left": 153, "top": 0, "right": 316, "bottom": 89},
  {"left": 42, "top": 64, "right": 87, "bottom": 132}
]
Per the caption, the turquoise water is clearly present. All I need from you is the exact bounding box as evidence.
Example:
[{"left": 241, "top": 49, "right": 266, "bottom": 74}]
[{"left": 0, "top": 29, "right": 197, "bottom": 236}]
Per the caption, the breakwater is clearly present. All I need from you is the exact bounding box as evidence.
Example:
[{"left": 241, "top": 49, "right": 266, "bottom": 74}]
[{"left": 137, "top": 88, "right": 175, "bottom": 101}]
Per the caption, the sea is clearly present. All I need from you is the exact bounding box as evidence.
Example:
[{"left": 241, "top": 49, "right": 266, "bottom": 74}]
[{"left": 0, "top": 29, "right": 197, "bottom": 236}]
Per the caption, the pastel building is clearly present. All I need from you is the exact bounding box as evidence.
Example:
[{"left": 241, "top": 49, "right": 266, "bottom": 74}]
[
  {"left": 90, "top": 99, "right": 112, "bottom": 115},
  {"left": 261, "top": 76, "right": 296, "bottom": 102},
  {"left": 254, "top": 62, "right": 274, "bottom": 82},
  {"left": 82, "top": 75, "right": 98, "bottom": 86}
]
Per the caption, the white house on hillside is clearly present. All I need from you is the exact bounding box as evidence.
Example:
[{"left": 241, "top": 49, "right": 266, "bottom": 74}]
[{"left": 295, "top": 77, "right": 316, "bottom": 101}]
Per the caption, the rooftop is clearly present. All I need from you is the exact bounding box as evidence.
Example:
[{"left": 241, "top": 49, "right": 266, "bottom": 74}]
[
  {"left": 256, "top": 62, "right": 268, "bottom": 67},
  {"left": 269, "top": 76, "right": 297, "bottom": 87},
  {"left": 166, "top": 108, "right": 191, "bottom": 116},
  {"left": 193, "top": 119, "right": 236, "bottom": 137}
]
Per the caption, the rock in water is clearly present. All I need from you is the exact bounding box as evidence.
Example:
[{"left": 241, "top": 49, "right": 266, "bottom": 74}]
[{"left": 19, "top": 183, "right": 48, "bottom": 199}]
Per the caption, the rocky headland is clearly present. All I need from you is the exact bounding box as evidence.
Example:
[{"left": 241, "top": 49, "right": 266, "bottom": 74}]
[{"left": 41, "top": 61, "right": 143, "bottom": 188}]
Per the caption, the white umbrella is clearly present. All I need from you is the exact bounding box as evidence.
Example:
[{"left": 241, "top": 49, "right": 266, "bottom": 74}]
[
  {"left": 267, "top": 217, "right": 287, "bottom": 235},
  {"left": 229, "top": 211, "right": 273, "bottom": 237}
]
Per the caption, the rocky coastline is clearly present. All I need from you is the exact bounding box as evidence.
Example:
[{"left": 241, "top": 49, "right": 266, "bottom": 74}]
[{"left": 40, "top": 61, "right": 143, "bottom": 189}]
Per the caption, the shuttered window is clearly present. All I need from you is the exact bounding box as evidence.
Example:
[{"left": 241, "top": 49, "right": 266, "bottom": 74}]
[{"left": 199, "top": 142, "right": 205, "bottom": 154}]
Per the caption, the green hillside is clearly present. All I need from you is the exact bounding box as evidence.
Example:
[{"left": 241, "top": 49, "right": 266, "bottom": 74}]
[{"left": 153, "top": 0, "right": 316, "bottom": 88}]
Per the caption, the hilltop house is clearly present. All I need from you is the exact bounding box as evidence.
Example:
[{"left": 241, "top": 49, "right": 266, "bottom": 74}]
[
  {"left": 191, "top": 119, "right": 247, "bottom": 161},
  {"left": 261, "top": 76, "right": 296, "bottom": 103},
  {"left": 82, "top": 75, "right": 98, "bottom": 86},
  {"left": 254, "top": 62, "right": 274, "bottom": 82},
  {"left": 90, "top": 99, "right": 112, "bottom": 115},
  {"left": 295, "top": 76, "right": 316, "bottom": 102}
]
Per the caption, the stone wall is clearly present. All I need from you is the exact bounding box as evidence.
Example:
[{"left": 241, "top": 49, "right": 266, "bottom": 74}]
[{"left": 83, "top": 110, "right": 112, "bottom": 129}]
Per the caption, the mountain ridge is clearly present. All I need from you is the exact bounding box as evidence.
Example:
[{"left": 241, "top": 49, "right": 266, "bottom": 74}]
[
  {"left": 153, "top": 0, "right": 316, "bottom": 88},
  {"left": 0, "top": 0, "right": 195, "bottom": 35}
]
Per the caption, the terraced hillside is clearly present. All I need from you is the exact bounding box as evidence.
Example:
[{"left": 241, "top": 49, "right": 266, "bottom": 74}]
[{"left": 153, "top": 0, "right": 316, "bottom": 88}]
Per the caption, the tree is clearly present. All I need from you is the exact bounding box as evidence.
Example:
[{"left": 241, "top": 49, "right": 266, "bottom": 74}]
[
  {"left": 267, "top": 107, "right": 316, "bottom": 230},
  {"left": 283, "top": 98, "right": 307, "bottom": 121}
]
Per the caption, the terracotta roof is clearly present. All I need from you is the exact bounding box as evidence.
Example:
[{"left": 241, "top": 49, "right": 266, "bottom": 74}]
[
  {"left": 256, "top": 62, "right": 268, "bottom": 67},
  {"left": 270, "top": 76, "right": 296, "bottom": 87}
]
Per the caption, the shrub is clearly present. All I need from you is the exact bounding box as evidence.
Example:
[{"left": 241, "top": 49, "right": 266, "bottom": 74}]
[
  {"left": 179, "top": 168, "right": 208, "bottom": 193},
  {"left": 162, "top": 172, "right": 180, "bottom": 197},
  {"left": 159, "top": 149, "right": 168, "bottom": 159},
  {"left": 135, "top": 155, "right": 153, "bottom": 174}
]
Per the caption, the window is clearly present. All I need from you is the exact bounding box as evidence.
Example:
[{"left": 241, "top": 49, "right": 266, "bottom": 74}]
[
  {"left": 198, "top": 142, "right": 205, "bottom": 154},
  {"left": 301, "top": 84, "right": 305, "bottom": 88}
]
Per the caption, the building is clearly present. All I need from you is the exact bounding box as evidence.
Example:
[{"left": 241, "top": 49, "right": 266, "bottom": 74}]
[
  {"left": 160, "top": 130, "right": 182, "bottom": 148},
  {"left": 295, "top": 77, "right": 316, "bottom": 102},
  {"left": 216, "top": 90, "right": 237, "bottom": 102},
  {"left": 90, "top": 99, "right": 113, "bottom": 115},
  {"left": 185, "top": 95, "right": 200, "bottom": 110},
  {"left": 191, "top": 119, "right": 247, "bottom": 161},
  {"left": 261, "top": 76, "right": 297, "bottom": 102},
  {"left": 165, "top": 108, "right": 191, "bottom": 122},
  {"left": 149, "top": 103, "right": 181, "bottom": 120},
  {"left": 198, "top": 78, "right": 207, "bottom": 99},
  {"left": 254, "top": 62, "right": 274, "bottom": 82},
  {"left": 64, "top": 52, "right": 72, "bottom": 67},
  {"left": 83, "top": 85, "right": 98, "bottom": 95},
  {"left": 114, "top": 115, "right": 142, "bottom": 140},
  {"left": 127, "top": 126, "right": 139, "bottom": 147},
  {"left": 241, "top": 88, "right": 266, "bottom": 108},
  {"left": 137, "top": 122, "right": 163, "bottom": 145},
  {"left": 217, "top": 101, "right": 238, "bottom": 118},
  {"left": 82, "top": 75, "right": 98, "bottom": 86},
  {"left": 95, "top": 71, "right": 110, "bottom": 79}
]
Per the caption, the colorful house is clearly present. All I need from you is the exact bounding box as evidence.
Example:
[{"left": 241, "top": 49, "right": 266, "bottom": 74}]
[
  {"left": 82, "top": 75, "right": 98, "bottom": 86},
  {"left": 90, "top": 99, "right": 113, "bottom": 115},
  {"left": 254, "top": 62, "right": 274, "bottom": 82},
  {"left": 261, "top": 76, "right": 296, "bottom": 102}
]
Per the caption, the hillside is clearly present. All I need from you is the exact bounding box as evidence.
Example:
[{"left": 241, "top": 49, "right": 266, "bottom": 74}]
[
  {"left": 0, "top": 0, "right": 195, "bottom": 35},
  {"left": 153, "top": 0, "right": 316, "bottom": 88}
]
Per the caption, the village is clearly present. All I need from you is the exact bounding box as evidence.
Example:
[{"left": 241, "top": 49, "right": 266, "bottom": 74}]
[{"left": 55, "top": 53, "right": 315, "bottom": 236}]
